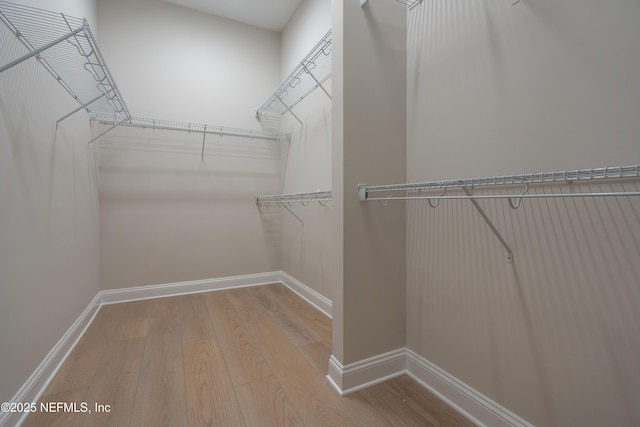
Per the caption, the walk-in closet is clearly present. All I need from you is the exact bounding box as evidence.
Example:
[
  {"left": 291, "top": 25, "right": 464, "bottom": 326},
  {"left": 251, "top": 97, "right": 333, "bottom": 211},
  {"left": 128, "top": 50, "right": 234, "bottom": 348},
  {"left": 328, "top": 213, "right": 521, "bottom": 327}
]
[{"left": 1, "top": 0, "right": 639, "bottom": 426}]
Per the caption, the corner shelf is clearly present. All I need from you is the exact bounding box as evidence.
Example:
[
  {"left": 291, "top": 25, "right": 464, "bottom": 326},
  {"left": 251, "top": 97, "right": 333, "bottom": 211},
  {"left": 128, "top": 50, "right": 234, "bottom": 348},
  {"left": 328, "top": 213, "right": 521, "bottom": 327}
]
[
  {"left": 0, "top": 1, "right": 130, "bottom": 126},
  {"left": 256, "top": 29, "right": 332, "bottom": 125}
]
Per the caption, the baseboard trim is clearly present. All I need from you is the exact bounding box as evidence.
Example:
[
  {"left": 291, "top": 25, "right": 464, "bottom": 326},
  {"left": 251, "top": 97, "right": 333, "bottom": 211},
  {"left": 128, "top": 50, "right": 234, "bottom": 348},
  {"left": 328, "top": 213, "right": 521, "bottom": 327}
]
[
  {"left": 279, "top": 271, "right": 332, "bottom": 318},
  {"left": 327, "top": 348, "right": 533, "bottom": 427},
  {"left": 327, "top": 348, "right": 406, "bottom": 395},
  {"left": 99, "top": 271, "right": 283, "bottom": 305},
  {"left": 406, "top": 349, "right": 533, "bottom": 427},
  {"left": 1, "top": 293, "right": 102, "bottom": 427}
]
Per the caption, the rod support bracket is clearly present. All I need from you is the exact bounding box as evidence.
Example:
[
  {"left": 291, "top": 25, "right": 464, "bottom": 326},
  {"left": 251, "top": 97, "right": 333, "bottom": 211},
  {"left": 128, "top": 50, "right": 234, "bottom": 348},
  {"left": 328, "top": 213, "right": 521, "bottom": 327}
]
[{"left": 358, "top": 184, "right": 367, "bottom": 201}]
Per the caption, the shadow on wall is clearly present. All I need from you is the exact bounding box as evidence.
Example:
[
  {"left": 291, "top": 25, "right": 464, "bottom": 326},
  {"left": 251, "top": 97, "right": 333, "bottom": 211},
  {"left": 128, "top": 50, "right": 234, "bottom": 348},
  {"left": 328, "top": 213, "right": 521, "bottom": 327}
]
[
  {"left": 1, "top": 22, "right": 101, "bottom": 407},
  {"left": 406, "top": 182, "right": 640, "bottom": 426},
  {"left": 1, "top": 26, "right": 99, "bottom": 242}
]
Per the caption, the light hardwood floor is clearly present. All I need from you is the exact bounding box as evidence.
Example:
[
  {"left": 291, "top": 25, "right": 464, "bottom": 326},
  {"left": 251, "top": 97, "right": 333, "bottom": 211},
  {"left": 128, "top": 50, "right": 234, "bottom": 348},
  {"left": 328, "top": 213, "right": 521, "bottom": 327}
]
[{"left": 23, "top": 284, "right": 474, "bottom": 427}]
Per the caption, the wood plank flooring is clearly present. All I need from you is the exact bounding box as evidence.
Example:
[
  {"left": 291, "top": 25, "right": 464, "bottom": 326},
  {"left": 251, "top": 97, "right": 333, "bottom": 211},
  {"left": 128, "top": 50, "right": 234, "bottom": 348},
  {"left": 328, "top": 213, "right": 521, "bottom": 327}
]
[{"left": 23, "top": 283, "right": 474, "bottom": 427}]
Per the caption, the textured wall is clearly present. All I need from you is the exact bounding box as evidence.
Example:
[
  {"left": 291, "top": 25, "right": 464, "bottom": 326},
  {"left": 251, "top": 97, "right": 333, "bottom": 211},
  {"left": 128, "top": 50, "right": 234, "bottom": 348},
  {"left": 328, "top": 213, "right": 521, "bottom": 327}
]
[{"left": 406, "top": 1, "right": 640, "bottom": 425}]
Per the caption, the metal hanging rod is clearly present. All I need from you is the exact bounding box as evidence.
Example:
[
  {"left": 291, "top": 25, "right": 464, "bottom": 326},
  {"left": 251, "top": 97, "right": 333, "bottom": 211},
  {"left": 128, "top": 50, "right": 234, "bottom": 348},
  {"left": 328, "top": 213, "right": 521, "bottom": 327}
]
[
  {"left": 92, "top": 113, "right": 291, "bottom": 142},
  {"left": 0, "top": 1, "right": 131, "bottom": 124},
  {"left": 256, "top": 190, "right": 333, "bottom": 206},
  {"left": 256, "top": 29, "right": 332, "bottom": 125},
  {"left": 359, "top": 165, "right": 640, "bottom": 263}
]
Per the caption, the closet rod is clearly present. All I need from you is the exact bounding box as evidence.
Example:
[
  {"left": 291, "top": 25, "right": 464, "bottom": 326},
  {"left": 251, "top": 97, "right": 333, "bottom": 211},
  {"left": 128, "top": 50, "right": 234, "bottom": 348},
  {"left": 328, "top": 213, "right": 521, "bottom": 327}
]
[
  {"left": 256, "top": 190, "right": 333, "bottom": 206},
  {"left": 92, "top": 114, "right": 291, "bottom": 142}
]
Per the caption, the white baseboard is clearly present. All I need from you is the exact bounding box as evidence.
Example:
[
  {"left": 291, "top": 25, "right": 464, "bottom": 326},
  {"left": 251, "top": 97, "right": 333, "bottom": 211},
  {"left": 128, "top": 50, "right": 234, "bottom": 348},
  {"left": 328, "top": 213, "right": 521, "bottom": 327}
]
[
  {"left": 327, "top": 348, "right": 533, "bottom": 427},
  {"left": 406, "top": 349, "right": 534, "bottom": 427},
  {"left": 327, "top": 348, "right": 406, "bottom": 395},
  {"left": 3, "top": 271, "right": 329, "bottom": 427},
  {"left": 1, "top": 293, "right": 102, "bottom": 427},
  {"left": 99, "top": 271, "right": 283, "bottom": 305},
  {"left": 279, "top": 271, "right": 332, "bottom": 318}
]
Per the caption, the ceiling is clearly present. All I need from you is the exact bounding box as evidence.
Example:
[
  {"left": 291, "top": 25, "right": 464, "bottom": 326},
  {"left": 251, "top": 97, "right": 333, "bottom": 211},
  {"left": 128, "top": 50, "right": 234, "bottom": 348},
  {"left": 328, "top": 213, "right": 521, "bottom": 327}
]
[{"left": 162, "top": 0, "right": 303, "bottom": 32}]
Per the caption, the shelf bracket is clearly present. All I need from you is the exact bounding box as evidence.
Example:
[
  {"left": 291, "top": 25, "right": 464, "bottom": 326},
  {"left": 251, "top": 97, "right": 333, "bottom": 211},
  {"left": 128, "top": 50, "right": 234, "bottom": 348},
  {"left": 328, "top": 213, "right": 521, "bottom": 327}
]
[
  {"left": 461, "top": 186, "right": 514, "bottom": 263},
  {"left": 56, "top": 92, "right": 107, "bottom": 128},
  {"left": 201, "top": 125, "right": 207, "bottom": 160},
  {"left": 280, "top": 203, "right": 304, "bottom": 225},
  {"left": 87, "top": 117, "right": 128, "bottom": 145},
  {"left": 302, "top": 64, "right": 331, "bottom": 100},
  {"left": 275, "top": 94, "right": 303, "bottom": 125},
  {"left": 0, "top": 26, "right": 84, "bottom": 73}
]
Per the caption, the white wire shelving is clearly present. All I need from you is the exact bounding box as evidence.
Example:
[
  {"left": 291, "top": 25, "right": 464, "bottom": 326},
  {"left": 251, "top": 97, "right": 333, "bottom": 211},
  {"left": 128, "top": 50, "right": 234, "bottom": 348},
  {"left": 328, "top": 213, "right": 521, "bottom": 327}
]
[
  {"left": 256, "top": 30, "right": 332, "bottom": 126},
  {"left": 360, "top": 0, "right": 423, "bottom": 10},
  {"left": 93, "top": 113, "right": 291, "bottom": 142},
  {"left": 0, "top": 1, "right": 130, "bottom": 130},
  {"left": 256, "top": 190, "right": 333, "bottom": 206},
  {"left": 358, "top": 165, "right": 640, "bottom": 262},
  {"left": 93, "top": 113, "right": 291, "bottom": 160}
]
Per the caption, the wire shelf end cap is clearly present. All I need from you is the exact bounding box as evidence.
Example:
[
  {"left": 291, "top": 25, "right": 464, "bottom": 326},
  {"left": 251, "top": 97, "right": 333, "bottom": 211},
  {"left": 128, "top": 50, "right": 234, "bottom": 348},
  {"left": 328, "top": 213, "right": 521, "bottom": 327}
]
[{"left": 358, "top": 184, "right": 367, "bottom": 201}]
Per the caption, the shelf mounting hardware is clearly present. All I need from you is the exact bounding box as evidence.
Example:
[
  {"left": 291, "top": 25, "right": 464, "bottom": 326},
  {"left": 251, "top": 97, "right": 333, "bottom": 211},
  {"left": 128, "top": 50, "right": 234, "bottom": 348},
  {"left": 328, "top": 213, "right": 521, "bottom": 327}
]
[{"left": 462, "top": 186, "right": 514, "bottom": 263}]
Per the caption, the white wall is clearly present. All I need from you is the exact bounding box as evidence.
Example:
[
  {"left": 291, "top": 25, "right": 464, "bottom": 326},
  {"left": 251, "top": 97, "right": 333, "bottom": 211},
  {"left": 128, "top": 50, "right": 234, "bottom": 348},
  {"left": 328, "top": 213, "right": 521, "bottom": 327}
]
[
  {"left": 278, "top": 0, "right": 334, "bottom": 301},
  {"left": 12, "top": 0, "right": 97, "bottom": 30},
  {"left": 0, "top": 0, "right": 100, "bottom": 406},
  {"left": 98, "top": 127, "right": 283, "bottom": 289},
  {"left": 96, "top": 0, "right": 284, "bottom": 289},
  {"left": 281, "top": 0, "right": 331, "bottom": 77},
  {"left": 97, "top": 0, "right": 280, "bottom": 128},
  {"left": 406, "top": 1, "right": 640, "bottom": 426}
]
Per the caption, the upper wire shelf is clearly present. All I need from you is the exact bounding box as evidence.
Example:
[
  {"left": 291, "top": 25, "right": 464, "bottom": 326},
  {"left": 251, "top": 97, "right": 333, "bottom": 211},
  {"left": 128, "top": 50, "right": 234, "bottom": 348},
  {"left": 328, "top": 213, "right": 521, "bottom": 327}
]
[
  {"left": 256, "top": 190, "right": 333, "bottom": 206},
  {"left": 93, "top": 113, "right": 291, "bottom": 142},
  {"left": 0, "top": 0, "right": 130, "bottom": 122},
  {"left": 256, "top": 29, "right": 332, "bottom": 125}
]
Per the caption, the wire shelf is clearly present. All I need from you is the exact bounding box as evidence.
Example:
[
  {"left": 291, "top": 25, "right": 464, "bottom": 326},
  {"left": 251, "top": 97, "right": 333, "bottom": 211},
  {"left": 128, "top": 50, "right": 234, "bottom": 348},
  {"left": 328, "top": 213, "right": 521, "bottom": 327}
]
[
  {"left": 359, "top": 165, "right": 640, "bottom": 263},
  {"left": 256, "top": 30, "right": 332, "bottom": 125},
  {"left": 396, "top": 0, "right": 423, "bottom": 9},
  {"left": 256, "top": 190, "right": 333, "bottom": 206},
  {"left": 361, "top": 165, "right": 640, "bottom": 196},
  {"left": 0, "top": 0, "right": 130, "bottom": 122},
  {"left": 92, "top": 113, "right": 291, "bottom": 142}
]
